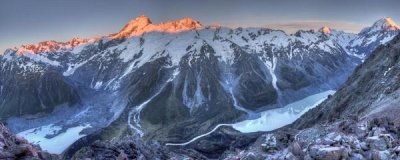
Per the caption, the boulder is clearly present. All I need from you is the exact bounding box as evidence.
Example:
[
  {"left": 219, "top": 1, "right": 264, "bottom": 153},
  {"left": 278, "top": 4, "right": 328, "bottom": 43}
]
[
  {"left": 350, "top": 153, "right": 364, "bottom": 160},
  {"left": 366, "top": 134, "right": 394, "bottom": 151},
  {"left": 370, "top": 150, "right": 390, "bottom": 160},
  {"left": 367, "top": 136, "right": 388, "bottom": 151},
  {"left": 261, "top": 134, "right": 277, "bottom": 152},
  {"left": 288, "top": 141, "right": 303, "bottom": 156},
  {"left": 309, "top": 145, "right": 348, "bottom": 160}
]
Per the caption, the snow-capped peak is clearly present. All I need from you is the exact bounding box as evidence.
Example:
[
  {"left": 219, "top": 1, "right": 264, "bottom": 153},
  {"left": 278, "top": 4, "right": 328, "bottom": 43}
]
[
  {"left": 130, "top": 15, "right": 153, "bottom": 26},
  {"left": 11, "top": 16, "right": 203, "bottom": 55},
  {"left": 360, "top": 17, "right": 399, "bottom": 34},
  {"left": 348, "top": 17, "right": 400, "bottom": 58},
  {"left": 110, "top": 15, "right": 153, "bottom": 39},
  {"left": 319, "top": 26, "right": 331, "bottom": 35},
  {"left": 109, "top": 16, "right": 203, "bottom": 39},
  {"left": 168, "top": 17, "right": 202, "bottom": 29},
  {"left": 375, "top": 17, "right": 399, "bottom": 31},
  {"left": 15, "top": 38, "right": 97, "bottom": 55}
]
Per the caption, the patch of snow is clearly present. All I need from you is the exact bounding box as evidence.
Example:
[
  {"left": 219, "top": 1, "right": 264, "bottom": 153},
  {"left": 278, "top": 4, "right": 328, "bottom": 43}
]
[
  {"left": 93, "top": 81, "right": 103, "bottom": 90},
  {"left": 384, "top": 67, "right": 393, "bottom": 76},
  {"left": 198, "top": 29, "right": 235, "bottom": 64},
  {"left": 63, "top": 54, "right": 98, "bottom": 76},
  {"left": 119, "top": 31, "right": 199, "bottom": 78},
  {"left": 70, "top": 43, "right": 89, "bottom": 54},
  {"left": 182, "top": 72, "right": 206, "bottom": 112},
  {"left": 117, "top": 38, "right": 141, "bottom": 62},
  {"left": 319, "top": 146, "right": 342, "bottom": 152},
  {"left": 350, "top": 37, "right": 363, "bottom": 47},
  {"left": 380, "top": 35, "right": 395, "bottom": 44},
  {"left": 167, "top": 67, "right": 180, "bottom": 82},
  {"left": 228, "top": 87, "right": 254, "bottom": 116},
  {"left": 23, "top": 53, "right": 60, "bottom": 66},
  {"left": 128, "top": 84, "right": 168, "bottom": 136},
  {"left": 220, "top": 70, "right": 255, "bottom": 116},
  {"left": 165, "top": 124, "right": 232, "bottom": 146},
  {"left": 263, "top": 55, "right": 280, "bottom": 97},
  {"left": 128, "top": 99, "right": 152, "bottom": 137}
]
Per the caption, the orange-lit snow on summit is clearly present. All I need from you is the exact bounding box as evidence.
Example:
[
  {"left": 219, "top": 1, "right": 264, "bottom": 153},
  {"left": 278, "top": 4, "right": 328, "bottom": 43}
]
[
  {"left": 13, "top": 16, "right": 400, "bottom": 56},
  {"left": 383, "top": 17, "right": 400, "bottom": 31},
  {"left": 110, "top": 15, "right": 203, "bottom": 39},
  {"left": 320, "top": 26, "right": 331, "bottom": 35},
  {"left": 16, "top": 16, "right": 203, "bottom": 55}
]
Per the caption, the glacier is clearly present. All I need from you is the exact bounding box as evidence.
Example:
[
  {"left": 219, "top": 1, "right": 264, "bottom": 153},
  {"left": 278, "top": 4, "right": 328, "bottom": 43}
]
[
  {"left": 17, "top": 124, "right": 91, "bottom": 154},
  {"left": 232, "top": 90, "right": 335, "bottom": 133}
]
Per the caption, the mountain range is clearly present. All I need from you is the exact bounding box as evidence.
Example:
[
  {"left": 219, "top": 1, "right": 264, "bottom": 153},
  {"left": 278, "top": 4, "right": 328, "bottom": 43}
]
[{"left": 0, "top": 15, "right": 399, "bottom": 159}]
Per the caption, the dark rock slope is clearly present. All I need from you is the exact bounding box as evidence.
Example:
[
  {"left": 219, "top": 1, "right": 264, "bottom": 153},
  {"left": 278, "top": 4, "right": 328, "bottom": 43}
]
[{"left": 0, "top": 56, "right": 80, "bottom": 120}]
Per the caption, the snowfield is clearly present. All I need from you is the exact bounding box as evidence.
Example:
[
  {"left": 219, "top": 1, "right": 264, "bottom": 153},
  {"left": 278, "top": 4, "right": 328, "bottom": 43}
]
[
  {"left": 17, "top": 124, "right": 91, "bottom": 154},
  {"left": 232, "top": 90, "right": 335, "bottom": 133}
]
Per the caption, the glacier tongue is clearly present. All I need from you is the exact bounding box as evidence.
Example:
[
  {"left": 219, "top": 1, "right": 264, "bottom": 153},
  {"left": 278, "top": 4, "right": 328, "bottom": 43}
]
[
  {"left": 232, "top": 90, "right": 335, "bottom": 133},
  {"left": 17, "top": 124, "right": 91, "bottom": 154}
]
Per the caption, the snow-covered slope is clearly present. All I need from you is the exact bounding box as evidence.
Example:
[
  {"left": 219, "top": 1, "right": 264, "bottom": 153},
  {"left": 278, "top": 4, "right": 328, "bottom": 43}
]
[{"left": 348, "top": 17, "right": 400, "bottom": 58}]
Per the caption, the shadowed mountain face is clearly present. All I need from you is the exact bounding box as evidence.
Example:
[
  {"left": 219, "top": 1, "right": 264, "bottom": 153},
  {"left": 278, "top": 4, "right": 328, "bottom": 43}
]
[
  {"left": 74, "top": 32, "right": 400, "bottom": 159},
  {"left": 0, "top": 56, "right": 80, "bottom": 120},
  {"left": 0, "top": 16, "right": 398, "bottom": 150}
]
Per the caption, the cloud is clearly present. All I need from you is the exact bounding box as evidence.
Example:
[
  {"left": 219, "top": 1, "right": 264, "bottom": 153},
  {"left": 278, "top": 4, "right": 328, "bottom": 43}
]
[{"left": 264, "top": 20, "right": 364, "bottom": 33}]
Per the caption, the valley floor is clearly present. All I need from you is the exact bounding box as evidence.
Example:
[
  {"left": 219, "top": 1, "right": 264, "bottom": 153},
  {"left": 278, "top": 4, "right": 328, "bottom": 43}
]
[{"left": 166, "top": 90, "right": 335, "bottom": 146}]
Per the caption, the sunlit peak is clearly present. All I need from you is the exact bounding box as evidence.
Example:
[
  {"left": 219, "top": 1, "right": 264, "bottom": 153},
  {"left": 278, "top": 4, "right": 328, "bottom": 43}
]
[{"left": 320, "top": 26, "right": 331, "bottom": 35}]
